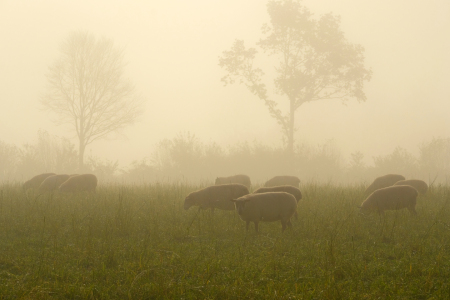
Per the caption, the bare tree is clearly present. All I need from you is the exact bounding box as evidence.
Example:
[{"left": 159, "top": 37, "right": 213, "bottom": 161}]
[
  {"left": 42, "top": 31, "right": 144, "bottom": 169},
  {"left": 219, "top": 0, "right": 372, "bottom": 154}
]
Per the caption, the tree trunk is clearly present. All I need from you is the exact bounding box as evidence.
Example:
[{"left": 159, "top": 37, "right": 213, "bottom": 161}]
[
  {"left": 284, "top": 99, "right": 296, "bottom": 173},
  {"left": 78, "top": 141, "right": 85, "bottom": 171},
  {"left": 287, "top": 99, "right": 295, "bottom": 155}
]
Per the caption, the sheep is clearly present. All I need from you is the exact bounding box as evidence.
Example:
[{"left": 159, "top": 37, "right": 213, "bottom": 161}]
[
  {"left": 38, "top": 174, "right": 71, "bottom": 192},
  {"left": 393, "top": 179, "right": 428, "bottom": 194},
  {"left": 58, "top": 174, "right": 98, "bottom": 192},
  {"left": 184, "top": 184, "right": 249, "bottom": 212},
  {"left": 23, "top": 173, "right": 56, "bottom": 190},
  {"left": 360, "top": 185, "right": 418, "bottom": 216},
  {"left": 364, "top": 174, "right": 405, "bottom": 195},
  {"left": 231, "top": 192, "right": 297, "bottom": 232},
  {"left": 264, "top": 175, "right": 300, "bottom": 188},
  {"left": 253, "top": 185, "right": 302, "bottom": 219},
  {"left": 215, "top": 174, "right": 251, "bottom": 189}
]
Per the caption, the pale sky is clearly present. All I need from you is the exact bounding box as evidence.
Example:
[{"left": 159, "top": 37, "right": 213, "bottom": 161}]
[{"left": 0, "top": 0, "right": 449, "bottom": 167}]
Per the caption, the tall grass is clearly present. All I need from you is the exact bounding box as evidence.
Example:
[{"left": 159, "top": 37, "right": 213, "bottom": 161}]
[{"left": 0, "top": 182, "right": 450, "bottom": 299}]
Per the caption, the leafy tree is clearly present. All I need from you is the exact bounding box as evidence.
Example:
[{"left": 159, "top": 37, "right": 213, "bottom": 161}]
[
  {"left": 419, "top": 137, "right": 450, "bottom": 180},
  {"left": 219, "top": 0, "right": 372, "bottom": 153},
  {"left": 42, "top": 31, "right": 144, "bottom": 169}
]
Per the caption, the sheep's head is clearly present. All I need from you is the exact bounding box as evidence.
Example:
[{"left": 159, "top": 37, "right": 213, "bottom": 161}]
[
  {"left": 23, "top": 181, "right": 31, "bottom": 191},
  {"left": 359, "top": 205, "right": 370, "bottom": 215},
  {"left": 184, "top": 195, "right": 194, "bottom": 210},
  {"left": 230, "top": 199, "right": 250, "bottom": 215}
]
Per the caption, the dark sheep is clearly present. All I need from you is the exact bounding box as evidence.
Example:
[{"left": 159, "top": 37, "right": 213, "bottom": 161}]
[
  {"left": 360, "top": 185, "right": 418, "bottom": 215},
  {"left": 38, "top": 174, "right": 71, "bottom": 192},
  {"left": 253, "top": 185, "right": 302, "bottom": 219},
  {"left": 23, "top": 173, "right": 56, "bottom": 190},
  {"left": 393, "top": 179, "right": 428, "bottom": 194},
  {"left": 59, "top": 174, "right": 98, "bottom": 192},
  {"left": 215, "top": 174, "right": 251, "bottom": 189},
  {"left": 364, "top": 174, "right": 405, "bottom": 195},
  {"left": 184, "top": 184, "right": 249, "bottom": 212},
  {"left": 264, "top": 175, "right": 300, "bottom": 188}
]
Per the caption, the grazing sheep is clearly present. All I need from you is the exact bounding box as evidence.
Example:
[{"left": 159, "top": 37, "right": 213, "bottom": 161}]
[
  {"left": 360, "top": 185, "right": 418, "bottom": 216},
  {"left": 59, "top": 174, "right": 98, "bottom": 192},
  {"left": 253, "top": 185, "right": 302, "bottom": 219},
  {"left": 23, "top": 173, "right": 56, "bottom": 190},
  {"left": 264, "top": 175, "right": 300, "bottom": 188},
  {"left": 364, "top": 174, "right": 405, "bottom": 195},
  {"left": 394, "top": 179, "right": 428, "bottom": 194},
  {"left": 231, "top": 192, "right": 297, "bottom": 232},
  {"left": 184, "top": 184, "right": 249, "bottom": 212},
  {"left": 215, "top": 174, "right": 251, "bottom": 189},
  {"left": 38, "top": 174, "right": 71, "bottom": 192}
]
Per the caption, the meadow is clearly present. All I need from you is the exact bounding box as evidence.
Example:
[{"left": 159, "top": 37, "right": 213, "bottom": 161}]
[{"left": 0, "top": 182, "right": 450, "bottom": 299}]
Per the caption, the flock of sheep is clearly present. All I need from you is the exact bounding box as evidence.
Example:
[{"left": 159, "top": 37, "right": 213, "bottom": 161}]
[
  {"left": 184, "top": 174, "right": 428, "bottom": 232},
  {"left": 21, "top": 172, "right": 428, "bottom": 233},
  {"left": 22, "top": 173, "right": 98, "bottom": 193}
]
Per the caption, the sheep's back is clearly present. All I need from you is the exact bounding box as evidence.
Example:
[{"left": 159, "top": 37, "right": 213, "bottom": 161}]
[
  {"left": 362, "top": 185, "right": 418, "bottom": 211},
  {"left": 59, "top": 174, "right": 97, "bottom": 192},
  {"left": 38, "top": 174, "right": 71, "bottom": 192},
  {"left": 365, "top": 174, "right": 405, "bottom": 195},
  {"left": 264, "top": 176, "right": 300, "bottom": 188},
  {"left": 23, "top": 173, "right": 56, "bottom": 190},
  {"left": 236, "top": 192, "right": 297, "bottom": 221},
  {"left": 253, "top": 186, "right": 302, "bottom": 202},
  {"left": 186, "top": 184, "right": 249, "bottom": 211},
  {"left": 394, "top": 179, "right": 428, "bottom": 194},
  {"left": 215, "top": 175, "right": 251, "bottom": 188}
]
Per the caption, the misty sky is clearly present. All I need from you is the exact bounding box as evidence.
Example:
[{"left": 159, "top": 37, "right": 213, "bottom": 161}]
[{"left": 1, "top": 0, "right": 449, "bottom": 167}]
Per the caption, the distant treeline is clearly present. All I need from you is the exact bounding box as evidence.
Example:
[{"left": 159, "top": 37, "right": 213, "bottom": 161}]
[{"left": 1, "top": 131, "right": 450, "bottom": 185}]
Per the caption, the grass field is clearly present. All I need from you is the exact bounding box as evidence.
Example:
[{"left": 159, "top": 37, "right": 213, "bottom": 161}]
[{"left": 1, "top": 182, "right": 450, "bottom": 299}]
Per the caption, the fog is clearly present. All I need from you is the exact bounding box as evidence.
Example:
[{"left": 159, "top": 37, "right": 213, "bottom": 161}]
[{"left": 1, "top": 0, "right": 449, "bottom": 179}]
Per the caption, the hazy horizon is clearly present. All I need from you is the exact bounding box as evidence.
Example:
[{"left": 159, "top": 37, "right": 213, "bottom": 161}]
[{"left": 1, "top": 0, "right": 449, "bottom": 168}]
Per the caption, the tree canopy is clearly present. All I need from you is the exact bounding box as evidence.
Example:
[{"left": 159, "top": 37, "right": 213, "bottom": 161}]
[
  {"left": 42, "top": 31, "right": 144, "bottom": 169},
  {"left": 219, "top": 0, "right": 372, "bottom": 153}
]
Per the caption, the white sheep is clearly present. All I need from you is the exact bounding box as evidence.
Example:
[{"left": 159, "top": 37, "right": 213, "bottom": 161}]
[
  {"left": 264, "top": 175, "right": 300, "bottom": 188},
  {"left": 184, "top": 184, "right": 249, "bottom": 212},
  {"left": 215, "top": 174, "right": 251, "bottom": 189},
  {"left": 393, "top": 179, "right": 428, "bottom": 194},
  {"left": 360, "top": 185, "right": 418, "bottom": 215},
  {"left": 253, "top": 185, "right": 302, "bottom": 219},
  {"left": 364, "top": 174, "right": 405, "bottom": 195},
  {"left": 58, "top": 174, "right": 98, "bottom": 192},
  {"left": 231, "top": 192, "right": 297, "bottom": 232},
  {"left": 23, "top": 173, "right": 56, "bottom": 190}
]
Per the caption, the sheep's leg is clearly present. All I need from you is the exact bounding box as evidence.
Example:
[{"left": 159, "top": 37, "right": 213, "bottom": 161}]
[
  {"left": 408, "top": 206, "right": 417, "bottom": 215},
  {"left": 287, "top": 219, "right": 292, "bottom": 228},
  {"left": 281, "top": 220, "right": 287, "bottom": 232}
]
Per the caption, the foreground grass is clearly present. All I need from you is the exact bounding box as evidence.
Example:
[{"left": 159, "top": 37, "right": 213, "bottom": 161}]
[{"left": 0, "top": 182, "right": 450, "bottom": 299}]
